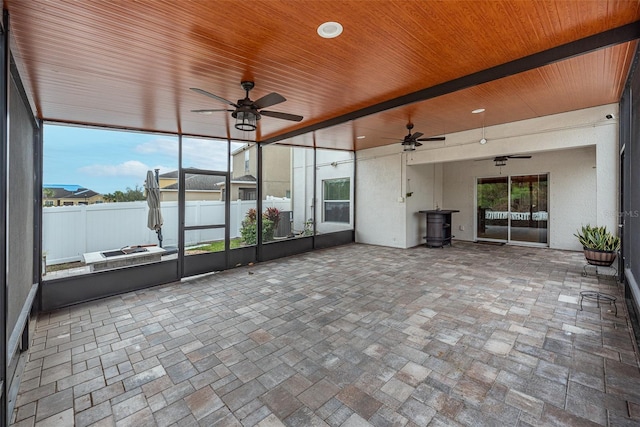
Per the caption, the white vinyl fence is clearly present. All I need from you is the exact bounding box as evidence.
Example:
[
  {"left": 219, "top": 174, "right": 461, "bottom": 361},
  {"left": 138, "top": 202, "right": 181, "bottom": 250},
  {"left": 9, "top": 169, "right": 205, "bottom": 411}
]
[{"left": 43, "top": 199, "right": 291, "bottom": 265}]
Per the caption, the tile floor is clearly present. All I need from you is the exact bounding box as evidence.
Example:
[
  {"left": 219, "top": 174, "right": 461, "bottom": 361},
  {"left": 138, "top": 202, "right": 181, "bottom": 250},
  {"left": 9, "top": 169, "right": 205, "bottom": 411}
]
[{"left": 10, "top": 242, "right": 640, "bottom": 427}]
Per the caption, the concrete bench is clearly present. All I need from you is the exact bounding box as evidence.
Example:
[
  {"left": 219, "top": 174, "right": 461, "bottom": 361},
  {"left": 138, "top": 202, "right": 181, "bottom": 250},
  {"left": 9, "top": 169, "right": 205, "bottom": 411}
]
[{"left": 82, "top": 246, "right": 165, "bottom": 272}]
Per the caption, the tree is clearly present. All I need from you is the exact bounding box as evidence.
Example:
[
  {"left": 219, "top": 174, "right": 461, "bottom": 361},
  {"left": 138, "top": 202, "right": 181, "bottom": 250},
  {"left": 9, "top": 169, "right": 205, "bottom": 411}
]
[
  {"left": 42, "top": 188, "right": 55, "bottom": 199},
  {"left": 103, "top": 185, "right": 146, "bottom": 202}
]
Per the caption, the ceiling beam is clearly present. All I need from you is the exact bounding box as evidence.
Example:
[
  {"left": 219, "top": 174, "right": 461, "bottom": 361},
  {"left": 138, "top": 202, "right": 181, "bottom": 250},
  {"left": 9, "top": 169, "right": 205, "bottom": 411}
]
[{"left": 262, "top": 20, "right": 640, "bottom": 146}]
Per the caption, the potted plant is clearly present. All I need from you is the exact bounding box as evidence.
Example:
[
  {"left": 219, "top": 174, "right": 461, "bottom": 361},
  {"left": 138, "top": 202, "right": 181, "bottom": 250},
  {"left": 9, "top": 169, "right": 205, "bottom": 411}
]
[{"left": 574, "top": 224, "right": 620, "bottom": 267}]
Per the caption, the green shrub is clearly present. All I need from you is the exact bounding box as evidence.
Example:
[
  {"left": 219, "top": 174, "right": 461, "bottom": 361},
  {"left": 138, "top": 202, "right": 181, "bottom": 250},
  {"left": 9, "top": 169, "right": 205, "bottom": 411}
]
[{"left": 240, "top": 208, "right": 276, "bottom": 245}]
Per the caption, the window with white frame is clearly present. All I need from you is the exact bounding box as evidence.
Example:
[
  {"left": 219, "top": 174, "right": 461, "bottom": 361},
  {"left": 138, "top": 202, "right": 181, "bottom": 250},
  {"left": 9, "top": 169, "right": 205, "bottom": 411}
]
[{"left": 323, "top": 178, "right": 350, "bottom": 223}]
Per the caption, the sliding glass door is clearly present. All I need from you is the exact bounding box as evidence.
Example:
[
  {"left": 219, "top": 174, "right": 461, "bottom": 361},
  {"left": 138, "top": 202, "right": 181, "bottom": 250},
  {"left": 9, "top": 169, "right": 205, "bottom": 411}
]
[
  {"left": 510, "top": 174, "right": 548, "bottom": 244},
  {"left": 476, "top": 174, "right": 548, "bottom": 245},
  {"left": 477, "top": 177, "right": 509, "bottom": 241}
]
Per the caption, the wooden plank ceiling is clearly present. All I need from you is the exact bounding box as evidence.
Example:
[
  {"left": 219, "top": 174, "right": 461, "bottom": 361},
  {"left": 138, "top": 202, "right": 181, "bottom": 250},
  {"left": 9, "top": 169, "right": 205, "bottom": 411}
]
[{"left": 4, "top": 0, "right": 640, "bottom": 151}]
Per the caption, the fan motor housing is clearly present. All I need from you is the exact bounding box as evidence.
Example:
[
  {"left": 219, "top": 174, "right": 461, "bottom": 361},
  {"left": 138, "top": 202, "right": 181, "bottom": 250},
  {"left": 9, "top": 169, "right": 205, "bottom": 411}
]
[{"left": 240, "top": 81, "right": 255, "bottom": 92}]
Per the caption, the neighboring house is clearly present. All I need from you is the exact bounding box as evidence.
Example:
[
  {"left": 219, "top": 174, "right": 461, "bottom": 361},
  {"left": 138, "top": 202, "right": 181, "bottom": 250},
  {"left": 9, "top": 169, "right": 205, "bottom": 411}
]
[
  {"left": 43, "top": 184, "right": 104, "bottom": 206},
  {"left": 217, "top": 174, "right": 257, "bottom": 201},
  {"left": 156, "top": 170, "right": 179, "bottom": 190},
  {"left": 157, "top": 171, "right": 225, "bottom": 201},
  {"left": 228, "top": 144, "right": 290, "bottom": 199}
]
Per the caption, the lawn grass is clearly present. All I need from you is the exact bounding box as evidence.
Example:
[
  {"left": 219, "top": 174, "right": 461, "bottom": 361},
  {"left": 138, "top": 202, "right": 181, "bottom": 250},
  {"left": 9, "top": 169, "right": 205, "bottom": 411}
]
[{"left": 189, "top": 238, "right": 244, "bottom": 253}]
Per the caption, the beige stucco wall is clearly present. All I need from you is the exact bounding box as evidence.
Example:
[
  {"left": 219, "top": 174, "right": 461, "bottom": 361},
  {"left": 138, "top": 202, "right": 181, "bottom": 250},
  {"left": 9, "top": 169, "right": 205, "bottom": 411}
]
[
  {"left": 230, "top": 144, "right": 291, "bottom": 198},
  {"left": 263, "top": 145, "right": 291, "bottom": 198},
  {"left": 232, "top": 144, "right": 257, "bottom": 178}
]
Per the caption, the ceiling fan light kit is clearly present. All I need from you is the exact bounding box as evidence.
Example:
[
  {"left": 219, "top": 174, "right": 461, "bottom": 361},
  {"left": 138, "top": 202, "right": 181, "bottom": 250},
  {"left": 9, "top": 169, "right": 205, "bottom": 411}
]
[
  {"left": 397, "top": 122, "right": 445, "bottom": 152},
  {"left": 492, "top": 155, "right": 532, "bottom": 166},
  {"left": 403, "top": 141, "right": 416, "bottom": 152},
  {"left": 234, "top": 111, "right": 257, "bottom": 131}
]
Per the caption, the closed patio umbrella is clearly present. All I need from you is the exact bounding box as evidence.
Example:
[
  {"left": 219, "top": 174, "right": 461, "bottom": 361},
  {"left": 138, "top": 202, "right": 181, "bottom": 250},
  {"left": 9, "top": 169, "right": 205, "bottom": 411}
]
[{"left": 146, "top": 170, "right": 163, "bottom": 247}]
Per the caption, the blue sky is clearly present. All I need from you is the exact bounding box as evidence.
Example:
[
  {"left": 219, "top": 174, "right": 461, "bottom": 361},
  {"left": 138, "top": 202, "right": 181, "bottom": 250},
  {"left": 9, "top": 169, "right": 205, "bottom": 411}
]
[{"left": 44, "top": 124, "right": 239, "bottom": 194}]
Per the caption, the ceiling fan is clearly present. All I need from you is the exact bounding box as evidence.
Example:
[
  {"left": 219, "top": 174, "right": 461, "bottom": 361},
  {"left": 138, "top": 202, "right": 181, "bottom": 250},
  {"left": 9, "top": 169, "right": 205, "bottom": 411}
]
[
  {"left": 492, "top": 155, "right": 532, "bottom": 166},
  {"left": 190, "top": 81, "right": 303, "bottom": 131},
  {"left": 394, "top": 123, "right": 445, "bottom": 151}
]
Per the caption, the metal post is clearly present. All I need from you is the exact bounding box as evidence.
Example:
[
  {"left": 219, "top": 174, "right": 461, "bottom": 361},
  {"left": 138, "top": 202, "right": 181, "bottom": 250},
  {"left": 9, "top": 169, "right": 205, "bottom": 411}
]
[
  {"left": 177, "top": 135, "right": 184, "bottom": 278},
  {"left": 312, "top": 145, "right": 317, "bottom": 243},
  {"left": 225, "top": 139, "right": 231, "bottom": 268},
  {"left": 1, "top": 10, "right": 9, "bottom": 427},
  {"left": 257, "top": 143, "right": 263, "bottom": 261}
]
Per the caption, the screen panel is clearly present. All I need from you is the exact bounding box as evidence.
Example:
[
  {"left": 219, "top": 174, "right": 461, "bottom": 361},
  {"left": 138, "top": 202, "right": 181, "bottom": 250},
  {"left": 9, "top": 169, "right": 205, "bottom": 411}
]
[{"left": 7, "top": 72, "right": 36, "bottom": 342}]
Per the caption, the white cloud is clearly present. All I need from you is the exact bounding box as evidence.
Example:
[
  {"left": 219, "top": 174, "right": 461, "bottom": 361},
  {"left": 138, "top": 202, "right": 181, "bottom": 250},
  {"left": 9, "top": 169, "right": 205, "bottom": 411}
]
[
  {"left": 181, "top": 138, "right": 240, "bottom": 170},
  {"left": 134, "top": 137, "right": 178, "bottom": 156},
  {"left": 79, "top": 160, "right": 151, "bottom": 177},
  {"left": 135, "top": 137, "right": 236, "bottom": 170},
  {"left": 130, "top": 137, "right": 250, "bottom": 173}
]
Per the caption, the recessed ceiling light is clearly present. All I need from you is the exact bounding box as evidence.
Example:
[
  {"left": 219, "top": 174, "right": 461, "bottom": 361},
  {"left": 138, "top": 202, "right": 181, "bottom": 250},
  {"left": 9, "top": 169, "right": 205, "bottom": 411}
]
[
  {"left": 472, "top": 108, "right": 485, "bottom": 114},
  {"left": 356, "top": 135, "right": 366, "bottom": 139},
  {"left": 317, "top": 22, "right": 343, "bottom": 38}
]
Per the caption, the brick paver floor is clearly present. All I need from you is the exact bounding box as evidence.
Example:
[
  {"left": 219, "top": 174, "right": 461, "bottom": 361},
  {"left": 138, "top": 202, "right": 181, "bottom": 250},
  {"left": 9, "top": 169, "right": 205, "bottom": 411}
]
[{"left": 10, "top": 242, "right": 640, "bottom": 426}]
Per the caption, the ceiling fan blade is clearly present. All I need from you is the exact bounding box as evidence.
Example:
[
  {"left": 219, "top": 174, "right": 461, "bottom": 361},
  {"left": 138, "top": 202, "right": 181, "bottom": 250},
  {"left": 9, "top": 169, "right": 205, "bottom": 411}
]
[
  {"left": 260, "top": 110, "right": 303, "bottom": 122},
  {"left": 416, "top": 136, "right": 446, "bottom": 141},
  {"left": 190, "top": 88, "right": 238, "bottom": 107},
  {"left": 415, "top": 142, "right": 423, "bottom": 147},
  {"left": 507, "top": 155, "right": 532, "bottom": 159},
  {"left": 254, "top": 92, "right": 286, "bottom": 109},
  {"left": 190, "top": 109, "right": 233, "bottom": 113},
  {"left": 411, "top": 132, "right": 424, "bottom": 140}
]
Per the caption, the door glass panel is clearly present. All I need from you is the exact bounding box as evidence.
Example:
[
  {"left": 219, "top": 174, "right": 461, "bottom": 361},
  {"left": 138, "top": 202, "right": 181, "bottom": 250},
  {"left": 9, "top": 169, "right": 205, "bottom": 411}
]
[
  {"left": 183, "top": 172, "right": 226, "bottom": 254},
  {"left": 181, "top": 137, "right": 229, "bottom": 257},
  {"left": 477, "top": 177, "right": 509, "bottom": 240},
  {"left": 182, "top": 137, "right": 228, "bottom": 170},
  {"left": 510, "top": 174, "right": 548, "bottom": 244}
]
